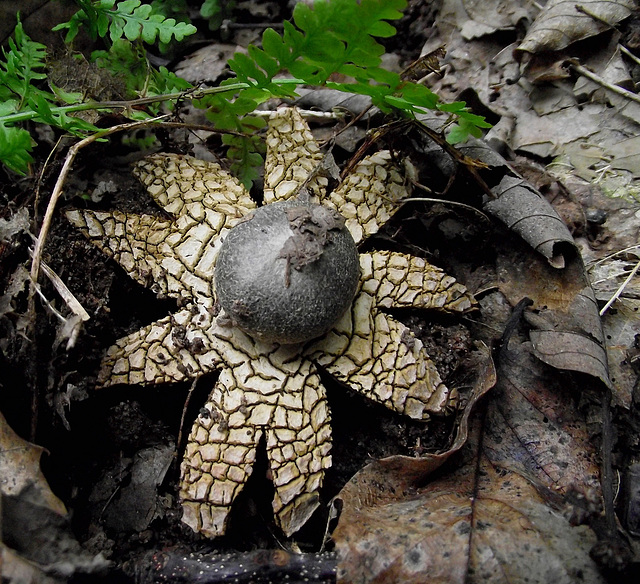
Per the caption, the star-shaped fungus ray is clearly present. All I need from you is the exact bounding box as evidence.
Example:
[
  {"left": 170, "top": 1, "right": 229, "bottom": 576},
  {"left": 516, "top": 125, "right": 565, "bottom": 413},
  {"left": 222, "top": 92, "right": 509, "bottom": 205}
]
[
  {"left": 306, "top": 251, "right": 474, "bottom": 420},
  {"left": 180, "top": 330, "right": 331, "bottom": 537},
  {"left": 263, "top": 110, "right": 416, "bottom": 245},
  {"left": 66, "top": 107, "right": 476, "bottom": 538}
]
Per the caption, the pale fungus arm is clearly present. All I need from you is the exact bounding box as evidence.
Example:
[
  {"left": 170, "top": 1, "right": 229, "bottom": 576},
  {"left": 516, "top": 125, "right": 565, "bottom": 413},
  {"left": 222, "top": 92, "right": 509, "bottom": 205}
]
[
  {"left": 180, "top": 356, "right": 331, "bottom": 538},
  {"left": 305, "top": 250, "right": 473, "bottom": 419},
  {"left": 263, "top": 108, "right": 327, "bottom": 204},
  {"left": 97, "top": 306, "right": 226, "bottom": 387},
  {"left": 67, "top": 155, "right": 257, "bottom": 304},
  {"left": 133, "top": 153, "right": 256, "bottom": 219},
  {"left": 325, "top": 151, "right": 414, "bottom": 244},
  {"left": 362, "top": 250, "right": 477, "bottom": 313},
  {"left": 65, "top": 209, "right": 184, "bottom": 299}
]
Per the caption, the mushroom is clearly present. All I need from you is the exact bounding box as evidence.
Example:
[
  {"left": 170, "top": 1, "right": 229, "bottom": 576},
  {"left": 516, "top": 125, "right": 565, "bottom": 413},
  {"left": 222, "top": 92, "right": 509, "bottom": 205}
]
[
  {"left": 215, "top": 200, "right": 360, "bottom": 344},
  {"left": 66, "top": 107, "right": 477, "bottom": 537}
]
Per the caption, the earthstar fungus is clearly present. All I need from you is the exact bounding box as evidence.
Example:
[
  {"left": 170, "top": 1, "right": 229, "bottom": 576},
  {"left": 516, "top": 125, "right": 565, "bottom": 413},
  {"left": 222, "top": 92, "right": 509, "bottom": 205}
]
[{"left": 67, "top": 108, "right": 476, "bottom": 538}]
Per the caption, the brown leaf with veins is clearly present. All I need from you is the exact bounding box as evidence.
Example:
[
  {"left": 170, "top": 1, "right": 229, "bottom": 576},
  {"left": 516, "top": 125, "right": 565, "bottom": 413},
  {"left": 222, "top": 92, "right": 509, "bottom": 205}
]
[
  {"left": 517, "top": 0, "right": 635, "bottom": 55},
  {"left": 0, "top": 411, "right": 66, "bottom": 516},
  {"left": 496, "top": 234, "right": 611, "bottom": 389},
  {"left": 334, "top": 335, "right": 605, "bottom": 584}
]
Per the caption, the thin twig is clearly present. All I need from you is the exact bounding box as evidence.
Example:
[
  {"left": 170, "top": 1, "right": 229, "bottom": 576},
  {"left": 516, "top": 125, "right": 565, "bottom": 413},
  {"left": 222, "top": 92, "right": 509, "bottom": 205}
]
[
  {"left": 29, "top": 115, "right": 168, "bottom": 290},
  {"left": 25, "top": 115, "right": 168, "bottom": 440},
  {"left": 151, "top": 120, "right": 246, "bottom": 137},
  {"left": 253, "top": 108, "right": 346, "bottom": 120},
  {"left": 575, "top": 4, "right": 618, "bottom": 28},
  {"left": 34, "top": 136, "right": 65, "bottom": 224},
  {"left": 599, "top": 258, "right": 640, "bottom": 316},
  {"left": 38, "top": 258, "right": 90, "bottom": 323},
  {"left": 177, "top": 378, "right": 199, "bottom": 462},
  {"left": 403, "top": 195, "right": 492, "bottom": 222},
  {"left": 619, "top": 44, "right": 640, "bottom": 68},
  {"left": 586, "top": 243, "right": 640, "bottom": 268},
  {"left": 567, "top": 59, "right": 640, "bottom": 106}
]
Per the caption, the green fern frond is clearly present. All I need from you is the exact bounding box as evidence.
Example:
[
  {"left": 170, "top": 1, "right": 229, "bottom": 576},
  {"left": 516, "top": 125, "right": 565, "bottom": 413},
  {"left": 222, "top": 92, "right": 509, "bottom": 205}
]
[
  {"left": 54, "top": 0, "right": 197, "bottom": 45},
  {"left": 0, "top": 123, "right": 33, "bottom": 175}
]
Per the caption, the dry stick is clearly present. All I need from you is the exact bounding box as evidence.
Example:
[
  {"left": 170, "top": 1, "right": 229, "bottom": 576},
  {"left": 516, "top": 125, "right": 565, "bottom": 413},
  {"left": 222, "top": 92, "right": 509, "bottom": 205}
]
[
  {"left": 26, "top": 115, "right": 167, "bottom": 440},
  {"left": 599, "top": 258, "right": 640, "bottom": 316},
  {"left": 254, "top": 108, "right": 345, "bottom": 121},
  {"left": 403, "top": 195, "right": 492, "bottom": 223},
  {"left": 33, "top": 135, "right": 65, "bottom": 224},
  {"left": 588, "top": 243, "right": 640, "bottom": 268},
  {"left": 567, "top": 59, "right": 640, "bottom": 106},
  {"left": 619, "top": 44, "right": 640, "bottom": 68},
  {"left": 29, "top": 114, "right": 168, "bottom": 289}
]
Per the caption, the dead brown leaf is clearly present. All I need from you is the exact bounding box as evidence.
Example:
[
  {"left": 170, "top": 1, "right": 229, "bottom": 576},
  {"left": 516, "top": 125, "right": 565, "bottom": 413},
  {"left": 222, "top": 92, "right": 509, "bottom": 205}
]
[
  {"left": 0, "top": 543, "right": 59, "bottom": 584},
  {"left": 174, "top": 43, "right": 244, "bottom": 84},
  {"left": 0, "top": 411, "right": 66, "bottom": 517},
  {"left": 431, "top": 0, "right": 640, "bottom": 188},
  {"left": 517, "top": 0, "right": 635, "bottom": 55},
  {"left": 435, "top": 0, "right": 537, "bottom": 41},
  {"left": 588, "top": 255, "right": 640, "bottom": 408},
  {"left": 333, "top": 333, "right": 605, "bottom": 584},
  {"left": 494, "top": 236, "right": 610, "bottom": 389}
]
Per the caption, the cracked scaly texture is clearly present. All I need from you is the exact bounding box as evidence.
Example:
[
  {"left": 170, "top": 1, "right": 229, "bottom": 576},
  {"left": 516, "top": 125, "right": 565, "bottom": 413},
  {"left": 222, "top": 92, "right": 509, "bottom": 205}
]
[{"left": 67, "top": 107, "right": 476, "bottom": 537}]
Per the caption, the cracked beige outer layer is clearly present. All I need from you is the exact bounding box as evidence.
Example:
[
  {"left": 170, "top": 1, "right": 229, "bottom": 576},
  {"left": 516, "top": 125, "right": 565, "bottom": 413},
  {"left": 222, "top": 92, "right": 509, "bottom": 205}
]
[{"left": 67, "top": 107, "right": 476, "bottom": 538}]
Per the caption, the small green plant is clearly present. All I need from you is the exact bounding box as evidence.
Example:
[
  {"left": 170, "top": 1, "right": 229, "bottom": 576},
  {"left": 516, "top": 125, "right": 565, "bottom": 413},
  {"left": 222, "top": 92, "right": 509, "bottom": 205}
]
[
  {"left": 52, "top": 0, "right": 197, "bottom": 44},
  {"left": 194, "top": 0, "right": 490, "bottom": 183},
  {"left": 91, "top": 39, "right": 191, "bottom": 102},
  {"left": 200, "top": 0, "right": 237, "bottom": 31},
  {"left": 0, "top": 15, "right": 100, "bottom": 174},
  {"left": 0, "top": 0, "right": 489, "bottom": 181}
]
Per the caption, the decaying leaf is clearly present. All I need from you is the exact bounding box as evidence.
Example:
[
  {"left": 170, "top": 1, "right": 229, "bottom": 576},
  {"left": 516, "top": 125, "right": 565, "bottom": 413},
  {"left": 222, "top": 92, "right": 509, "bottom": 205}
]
[
  {"left": 0, "top": 412, "right": 109, "bottom": 581},
  {"left": 174, "top": 43, "right": 243, "bottom": 83},
  {"left": 97, "top": 444, "right": 174, "bottom": 533},
  {"left": 517, "top": 0, "right": 635, "bottom": 55},
  {"left": 496, "top": 233, "right": 610, "bottom": 389},
  {"left": 588, "top": 253, "right": 640, "bottom": 408},
  {"left": 0, "top": 411, "right": 66, "bottom": 516},
  {"left": 333, "top": 335, "right": 605, "bottom": 584},
  {"left": 0, "top": 543, "right": 59, "bottom": 584},
  {"left": 431, "top": 0, "right": 640, "bottom": 195},
  {"left": 442, "top": 126, "right": 612, "bottom": 391},
  {"left": 486, "top": 175, "right": 576, "bottom": 269},
  {"left": 436, "top": 0, "right": 536, "bottom": 40}
]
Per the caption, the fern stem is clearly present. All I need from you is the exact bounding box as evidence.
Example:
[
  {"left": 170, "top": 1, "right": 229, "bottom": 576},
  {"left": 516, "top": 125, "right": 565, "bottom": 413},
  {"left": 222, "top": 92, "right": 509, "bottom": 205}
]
[{"left": 0, "top": 79, "right": 305, "bottom": 126}]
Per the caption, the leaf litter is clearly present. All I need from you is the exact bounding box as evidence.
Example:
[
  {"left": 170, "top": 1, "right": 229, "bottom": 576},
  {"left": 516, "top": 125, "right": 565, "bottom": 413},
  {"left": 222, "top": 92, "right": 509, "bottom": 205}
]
[{"left": 2, "top": 0, "right": 640, "bottom": 582}]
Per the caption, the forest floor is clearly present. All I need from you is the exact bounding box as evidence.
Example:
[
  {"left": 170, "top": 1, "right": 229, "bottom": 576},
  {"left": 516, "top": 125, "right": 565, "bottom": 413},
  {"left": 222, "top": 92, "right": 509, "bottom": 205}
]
[{"left": 1, "top": 1, "right": 640, "bottom": 583}]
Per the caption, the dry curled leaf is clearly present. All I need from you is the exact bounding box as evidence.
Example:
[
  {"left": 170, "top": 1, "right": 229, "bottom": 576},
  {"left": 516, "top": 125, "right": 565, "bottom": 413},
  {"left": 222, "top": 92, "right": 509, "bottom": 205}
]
[
  {"left": 517, "top": 0, "right": 635, "bottom": 55},
  {"left": 486, "top": 175, "right": 576, "bottom": 269}
]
